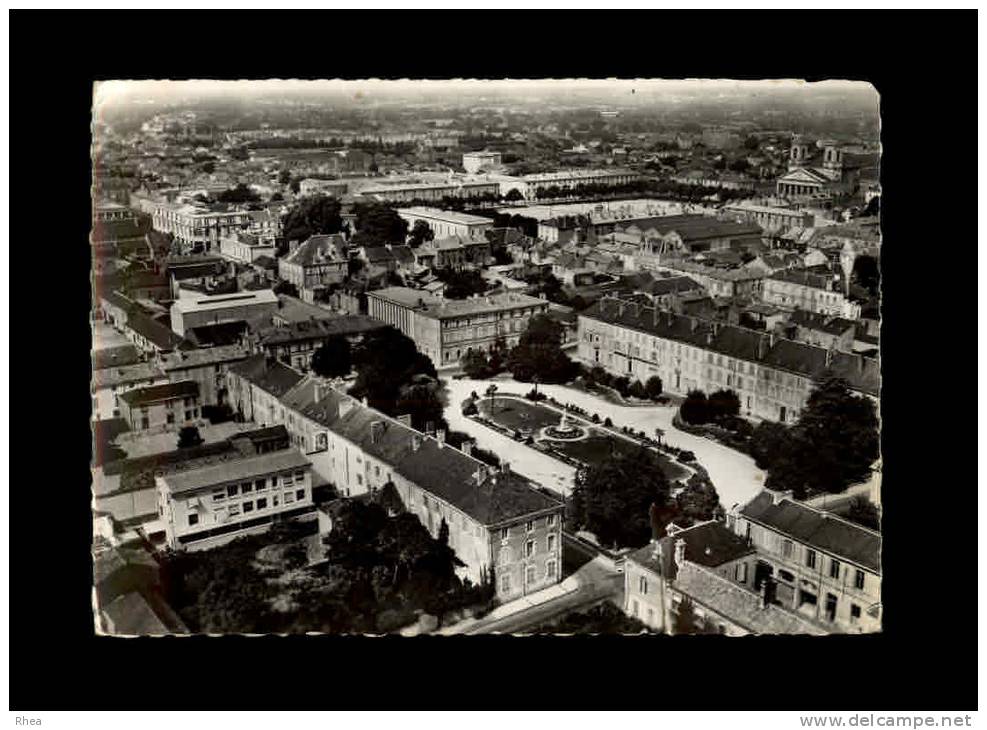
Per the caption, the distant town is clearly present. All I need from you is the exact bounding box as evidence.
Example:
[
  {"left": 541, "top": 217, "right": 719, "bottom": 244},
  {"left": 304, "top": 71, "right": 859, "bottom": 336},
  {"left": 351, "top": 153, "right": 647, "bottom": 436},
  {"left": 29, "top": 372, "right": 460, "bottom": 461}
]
[{"left": 91, "top": 79, "right": 881, "bottom": 636}]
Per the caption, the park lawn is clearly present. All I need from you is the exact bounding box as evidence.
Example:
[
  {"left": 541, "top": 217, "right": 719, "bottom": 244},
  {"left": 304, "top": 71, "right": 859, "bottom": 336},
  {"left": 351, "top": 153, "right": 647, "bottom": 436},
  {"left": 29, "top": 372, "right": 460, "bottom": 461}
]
[
  {"left": 477, "top": 396, "right": 565, "bottom": 433},
  {"left": 550, "top": 431, "right": 690, "bottom": 483}
]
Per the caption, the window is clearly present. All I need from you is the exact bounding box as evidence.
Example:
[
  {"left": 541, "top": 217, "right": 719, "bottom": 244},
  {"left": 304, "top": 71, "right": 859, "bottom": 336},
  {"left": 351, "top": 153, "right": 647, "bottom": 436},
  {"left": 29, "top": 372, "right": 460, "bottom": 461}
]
[
  {"left": 212, "top": 489, "right": 226, "bottom": 501},
  {"left": 296, "top": 489, "right": 305, "bottom": 501},
  {"left": 241, "top": 482, "right": 253, "bottom": 494},
  {"left": 255, "top": 479, "right": 267, "bottom": 492},
  {"left": 546, "top": 560, "right": 557, "bottom": 579},
  {"left": 256, "top": 498, "right": 268, "bottom": 510},
  {"left": 806, "top": 549, "right": 817, "bottom": 569},
  {"left": 547, "top": 534, "right": 556, "bottom": 553},
  {"left": 284, "top": 491, "right": 295, "bottom": 504},
  {"left": 647, "top": 608, "right": 655, "bottom": 624},
  {"left": 525, "top": 540, "right": 535, "bottom": 558},
  {"left": 242, "top": 501, "right": 254, "bottom": 513},
  {"left": 501, "top": 574, "right": 511, "bottom": 594},
  {"left": 781, "top": 539, "right": 794, "bottom": 559},
  {"left": 500, "top": 527, "right": 509, "bottom": 541},
  {"left": 229, "top": 504, "right": 241, "bottom": 516},
  {"left": 282, "top": 473, "right": 294, "bottom": 487},
  {"left": 547, "top": 514, "right": 556, "bottom": 527},
  {"left": 188, "top": 514, "right": 199, "bottom": 526},
  {"left": 167, "top": 413, "right": 175, "bottom": 424},
  {"left": 227, "top": 484, "right": 239, "bottom": 498},
  {"left": 829, "top": 559, "right": 841, "bottom": 580},
  {"left": 735, "top": 563, "right": 748, "bottom": 583},
  {"left": 631, "top": 599, "right": 639, "bottom": 617},
  {"left": 779, "top": 570, "right": 795, "bottom": 583},
  {"left": 294, "top": 470, "right": 304, "bottom": 482},
  {"left": 525, "top": 520, "right": 534, "bottom": 533},
  {"left": 854, "top": 570, "right": 865, "bottom": 590},
  {"left": 639, "top": 576, "right": 648, "bottom": 595},
  {"left": 850, "top": 604, "right": 861, "bottom": 622}
]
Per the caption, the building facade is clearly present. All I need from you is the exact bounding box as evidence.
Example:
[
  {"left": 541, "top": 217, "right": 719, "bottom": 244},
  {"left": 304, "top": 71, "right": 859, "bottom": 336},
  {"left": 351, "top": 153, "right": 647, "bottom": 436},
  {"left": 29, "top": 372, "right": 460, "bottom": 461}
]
[
  {"left": 462, "top": 151, "right": 503, "bottom": 174},
  {"left": 367, "top": 287, "right": 549, "bottom": 367},
  {"left": 92, "top": 362, "right": 169, "bottom": 422},
  {"left": 169, "top": 289, "right": 280, "bottom": 337},
  {"left": 118, "top": 380, "right": 201, "bottom": 433},
  {"left": 396, "top": 207, "right": 494, "bottom": 241},
  {"left": 277, "top": 234, "right": 349, "bottom": 292},
  {"left": 157, "top": 448, "right": 315, "bottom": 551},
  {"left": 157, "top": 345, "right": 250, "bottom": 407},
  {"left": 762, "top": 269, "right": 861, "bottom": 319}
]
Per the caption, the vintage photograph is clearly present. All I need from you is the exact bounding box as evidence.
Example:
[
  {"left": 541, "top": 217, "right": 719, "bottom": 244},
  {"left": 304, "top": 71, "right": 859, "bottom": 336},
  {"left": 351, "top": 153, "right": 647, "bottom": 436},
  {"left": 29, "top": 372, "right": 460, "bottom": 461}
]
[{"left": 90, "top": 78, "right": 881, "bottom": 637}]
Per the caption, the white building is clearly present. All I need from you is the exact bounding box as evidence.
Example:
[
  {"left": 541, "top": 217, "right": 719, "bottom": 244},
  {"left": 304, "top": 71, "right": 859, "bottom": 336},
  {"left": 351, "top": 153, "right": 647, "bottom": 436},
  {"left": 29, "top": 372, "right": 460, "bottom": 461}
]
[
  {"left": 169, "top": 289, "right": 280, "bottom": 337},
  {"left": 396, "top": 207, "right": 494, "bottom": 241},
  {"left": 462, "top": 151, "right": 503, "bottom": 174}
]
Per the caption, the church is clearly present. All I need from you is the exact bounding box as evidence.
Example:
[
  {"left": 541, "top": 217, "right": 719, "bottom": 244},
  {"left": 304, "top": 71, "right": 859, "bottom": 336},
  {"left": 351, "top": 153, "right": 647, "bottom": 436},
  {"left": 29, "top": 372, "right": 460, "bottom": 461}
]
[{"left": 775, "top": 135, "right": 859, "bottom": 199}]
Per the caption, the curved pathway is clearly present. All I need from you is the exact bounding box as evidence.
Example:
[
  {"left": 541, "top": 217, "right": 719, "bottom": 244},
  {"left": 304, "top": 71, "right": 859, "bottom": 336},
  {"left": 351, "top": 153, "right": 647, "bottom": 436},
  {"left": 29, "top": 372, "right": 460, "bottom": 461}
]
[{"left": 443, "top": 375, "right": 765, "bottom": 510}]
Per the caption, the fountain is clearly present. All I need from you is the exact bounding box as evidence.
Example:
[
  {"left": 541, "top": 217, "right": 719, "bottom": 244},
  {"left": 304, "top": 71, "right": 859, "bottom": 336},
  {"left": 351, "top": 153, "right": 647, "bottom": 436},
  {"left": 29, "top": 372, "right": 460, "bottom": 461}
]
[{"left": 542, "top": 405, "right": 587, "bottom": 441}]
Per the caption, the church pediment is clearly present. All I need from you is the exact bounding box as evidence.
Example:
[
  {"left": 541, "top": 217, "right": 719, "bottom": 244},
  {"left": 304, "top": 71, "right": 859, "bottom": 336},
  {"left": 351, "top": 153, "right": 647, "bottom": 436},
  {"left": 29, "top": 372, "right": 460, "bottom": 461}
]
[{"left": 779, "top": 167, "right": 830, "bottom": 184}]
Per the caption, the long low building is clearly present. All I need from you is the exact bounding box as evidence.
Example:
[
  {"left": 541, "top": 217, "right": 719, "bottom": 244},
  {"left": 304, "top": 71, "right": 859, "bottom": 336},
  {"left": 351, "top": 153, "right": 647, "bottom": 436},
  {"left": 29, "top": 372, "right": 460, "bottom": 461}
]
[
  {"left": 396, "top": 206, "right": 494, "bottom": 241},
  {"left": 359, "top": 180, "right": 499, "bottom": 204},
  {"left": 366, "top": 286, "right": 549, "bottom": 367},
  {"left": 246, "top": 372, "right": 566, "bottom": 600},
  {"left": 723, "top": 202, "right": 815, "bottom": 234},
  {"left": 577, "top": 294, "right": 879, "bottom": 424},
  {"left": 500, "top": 168, "right": 643, "bottom": 200}
]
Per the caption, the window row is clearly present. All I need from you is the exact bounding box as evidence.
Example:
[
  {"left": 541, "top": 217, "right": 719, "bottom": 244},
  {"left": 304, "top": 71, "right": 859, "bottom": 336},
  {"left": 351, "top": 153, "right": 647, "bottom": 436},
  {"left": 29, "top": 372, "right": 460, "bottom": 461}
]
[{"left": 211, "top": 471, "right": 306, "bottom": 500}]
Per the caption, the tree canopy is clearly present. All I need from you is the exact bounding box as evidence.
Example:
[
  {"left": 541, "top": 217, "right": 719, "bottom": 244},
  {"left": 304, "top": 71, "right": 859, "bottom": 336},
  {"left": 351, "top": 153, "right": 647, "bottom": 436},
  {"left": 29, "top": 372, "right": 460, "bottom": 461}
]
[
  {"left": 507, "top": 314, "right": 577, "bottom": 384},
  {"left": 310, "top": 337, "right": 352, "bottom": 379},
  {"left": 281, "top": 194, "right": 344, "bottom": 244},
  {"left": 348, "top": 327, "right": 440, "bottom": 423},
  {"left": 351, "top": 202, "right": 409, "bottom": 247},
  {"left": 407, "top": 219, "right": 434, "bottom": 248},
  {"left": 759, "top": 377, "right": 880, "bottom": 499}
]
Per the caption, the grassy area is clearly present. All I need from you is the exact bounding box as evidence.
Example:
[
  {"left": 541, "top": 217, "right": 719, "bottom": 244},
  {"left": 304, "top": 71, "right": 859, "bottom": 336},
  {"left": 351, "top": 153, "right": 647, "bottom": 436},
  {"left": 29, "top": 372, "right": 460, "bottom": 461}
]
[
  {"left": 477, "top": 396, "right": 564, "bottom": 432},
  {"left": 476, "top": 395, "right": 689, "bottom": 482}
]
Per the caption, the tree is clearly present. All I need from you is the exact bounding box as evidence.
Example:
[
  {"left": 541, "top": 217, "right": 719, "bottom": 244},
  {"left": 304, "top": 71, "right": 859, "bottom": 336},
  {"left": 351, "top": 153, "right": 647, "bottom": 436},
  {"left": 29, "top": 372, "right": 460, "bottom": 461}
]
[
  {"left": 673, "top": 596, "right": 699, "bottom": 635},
  {"left": 863, "top": 195, "right": 880, "bottom": 218},
  {"left": 743, "top": 135, "right": 760, "bottom": 151},
  {"left": 461, "top": 348, "right": 492, "bottom": 379},
  {"left": 217, "top": 183, "right": 260, "bottom": 204},
  {"left": 201, "top": 161, "right": 215, "bottom": 174},
  {"left": 311, "top": 337, "right": 352, "bottom": 379},
  {"left": 749, "top": 421, "right": 790, "bottom": 470},
  {"left": 675, "top": 475, "right": 724, "bottom": 527},
  {"left": 395, "top": 378, "right": 448, "bottom": 433},
  {"left": 707, "top": 389, "right": 741, "bottom": 422},
  {"left": 438, "top": 518, "right": 450, "bottom": 547},
  {"left": 281, "top": 194, "right": 344, "bottom": 244},
  {"left": 407, "top": 219, "right": 434, "bottom": 248},
  {"left": 504, "top": 188, "right": 524, "bottom": 203},
  {"left": 628, "top": 380, "right": 647, "bottom": 400},
  {"left": 177, "top": 426, "right": 203, "bottom": 449},
  {"left": 645, "top": 376, "right": 664, "bottom": 400},
  {"left": 764, "top": 377, "right": 880, "bottom": 498},
  {"left": 679, "top": 390, "right": 709, "bottom": 425},
  {"left": 507, "top": 314, "right": 577, "bottom": 384},
  {"left": 567, "top": 447, "right": 673, "bottom": 549},
  {"left": 351, "top": 202, "right": 409, "bottom": 247},
  {"left": 349, "top": 327, "right": 439, "bottom": 418},
  {"left": 273, "top": 280, "right": 299, "bottom": 297},
  {"left": 278, "top": 169, "right": 291, "bottom": 186}
]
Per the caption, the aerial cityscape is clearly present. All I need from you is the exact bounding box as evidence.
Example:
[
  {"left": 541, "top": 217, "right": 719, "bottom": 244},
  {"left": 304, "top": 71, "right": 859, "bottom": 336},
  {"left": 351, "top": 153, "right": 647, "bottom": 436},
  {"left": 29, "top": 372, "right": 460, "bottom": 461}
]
[{"left": 90, "top": 78, "right": 882, "bottom": 636}]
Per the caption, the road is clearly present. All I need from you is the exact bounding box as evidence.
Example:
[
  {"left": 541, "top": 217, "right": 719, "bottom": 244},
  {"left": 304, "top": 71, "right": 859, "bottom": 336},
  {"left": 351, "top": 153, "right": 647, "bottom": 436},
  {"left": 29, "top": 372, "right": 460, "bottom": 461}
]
[{"left": 443, "top": 375, "right": 766, "bottom": 511}]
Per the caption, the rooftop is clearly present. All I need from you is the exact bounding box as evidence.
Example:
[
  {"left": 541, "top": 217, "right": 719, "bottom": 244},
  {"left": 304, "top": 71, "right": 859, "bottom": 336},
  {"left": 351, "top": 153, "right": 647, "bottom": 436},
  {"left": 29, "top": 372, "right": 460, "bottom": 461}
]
[
  {"left": 160, "top": 344, "right": 249, "bottom": 371},
  {"left": 281, "top": 234, "right": 348, "bottom": 266},
  {"left": 92, "top": 345, "right": 141, "bottom": 371},
  {"left": 171, "top": 289, "right": 279, "bottom": 315},
  {"left": 627, "top": 520, "right": 756, "bottom": 578},
  {"left": 740, "top": 491, "right": 881, "bottom": 573},
  {"left": 397, "top": 207, "right": 494, "bottom": 226},
  {"left": 228, "top": 353, "right": 306, "bottom": 398},
  {"left": 260, "top": 315, "right": 389, "bottom": 345},
  {"left": 368, "top": 286, "right": 546, "bottom": 320},
  {"left": 92, "top": 362, "right": 166, "bottom": 390},
  {"left": 160, "top": 448, "right": 311, "bottom": 495},
  {"left": 118, "top": 380, "right": 200, "bottom": 407}
]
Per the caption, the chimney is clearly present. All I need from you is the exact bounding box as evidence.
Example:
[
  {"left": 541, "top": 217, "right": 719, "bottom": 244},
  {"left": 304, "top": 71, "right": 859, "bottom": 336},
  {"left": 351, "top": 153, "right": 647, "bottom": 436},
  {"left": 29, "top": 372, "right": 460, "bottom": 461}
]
[
  {"left": 436, "top": 428, "right": 446, "bottom": 447},
  {"left": 474, "top": 468, "right": 485, "bottom": 486},
  {"left": 460, "top": 439, "right": 474, "bottom": 457},
  {"left": 825, "top": 348, "right": 833, "bottom": 368},
  {"left": 362, "top": 396, "right": 369, "bottom": 407},
  {"left": 370, "top": 420, "right": 385, "bottom": 445},
  {"left": 673, "top": 538, "right": 687, "bottom": 569},
  {"left": 410, "top": 434, "right": 422, "bottom": 452},
  {"left": 760, "top": 578, "right": 770, "bottom": 608},
  {"left": 500, "top": 461, "right": 510, "bottom": 474}
]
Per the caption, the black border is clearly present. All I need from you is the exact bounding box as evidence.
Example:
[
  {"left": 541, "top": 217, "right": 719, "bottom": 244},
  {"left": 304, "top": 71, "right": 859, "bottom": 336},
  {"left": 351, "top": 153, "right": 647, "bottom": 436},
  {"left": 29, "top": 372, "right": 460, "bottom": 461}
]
[{"left": 10, "top": 9, "right": 978, "bottom": 712}]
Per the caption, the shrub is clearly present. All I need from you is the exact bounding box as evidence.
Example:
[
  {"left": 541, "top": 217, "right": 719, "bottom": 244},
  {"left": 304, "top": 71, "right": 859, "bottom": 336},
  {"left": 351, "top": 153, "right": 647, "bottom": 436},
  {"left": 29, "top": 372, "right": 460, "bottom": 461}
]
[
  {"left": 645, "top": 375, "right": 664, "bottom": 400},
  {"left": 525, "top": 389, "right": 547, "bottom": 402},
  {"left": 462, "top": 401, "right": 478, "bottom": 416},
  {"left": 603, "top": 417, "right": 613, "bottom": 427},
  {"left": 628, "top": 380, "right": 647, "bottom": 400},
  {"left": 680, "top": 390, "right": 710, "bottom": 425},
  {"left": 678, "top": 450, "right": 697, "bottom": 463},
  {"left": 591, "top": 413, "right": 601, "bottom": 424}
]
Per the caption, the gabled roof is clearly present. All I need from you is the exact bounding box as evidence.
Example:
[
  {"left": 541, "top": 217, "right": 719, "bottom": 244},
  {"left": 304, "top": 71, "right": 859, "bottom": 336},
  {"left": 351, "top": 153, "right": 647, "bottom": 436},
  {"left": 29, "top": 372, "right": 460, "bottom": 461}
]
[
  {"left": 228, "top": 353, "right": 305, "bottom": 398},
  {"left": 628, "top": 520, "right": 755, "bottom": 579},
  {"left": 282, "top": 234, "right": 348, "bottom": 266},
  {"left": 92, "top": 345, "right": 141, "bottom": 371},
  {"left": 118, "top": 380, "right": 199, "bottom": 407},
  {"left": 740, "top": 491, "right": 881, "bottom": 573},
  {"left": 160, "top": 449, "right": 311, "bottom": 495},
  {"left": 92, "top": 362, "right": 167, "bottom": 390}
]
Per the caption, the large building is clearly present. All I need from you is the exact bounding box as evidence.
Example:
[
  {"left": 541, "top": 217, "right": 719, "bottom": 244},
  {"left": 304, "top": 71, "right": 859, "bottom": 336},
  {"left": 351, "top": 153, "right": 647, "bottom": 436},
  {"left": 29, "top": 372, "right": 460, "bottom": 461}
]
[
  {"left": 651, "top": 257, "right": 766, "bottom": 299},
  {"left": 359, "top": 180, "right": 499, "bottom": 204},
  {"left": 157, "top": 344, "right": 251, "bottom": 407},
  {"left": 169, "top": 289, "right": 280, "bottom": 337},
  {"left": 218, "top": 231, "right": 276, "bottom": 265},
  {"left": 157, "top": 447, "right": 315, "bottom": 551},
  {"left": 462, "top": 151, "right": 502, "bottom": 174},
  {"left": 762, "top": 269, "right": 861, "bottom": 319},
  {"left": 500, "top": 168, "right": 642, "bottom": 201},
  {"left": 118, "top": 380, "right": 201, "bottom": 433},
  {"left": 277, "top": 234, "right": 349, "bottom": 293},
  {"left": 775, "top": 136, "right": 859, "bottom": 199},
  {"left": 727, "top": 490, "right": 882, "bottom": 633},
  {"left": 722, "top": 202, "right": 815, "bottom": 234},
  {"left": 396, "top": 207, "right": 494, "bottom": 241},
  {"left": 269, "top": 377, "right": 565, "bottom": 598},
  {"left": 137, "top": 196, "right": 253, "bottom": 253},
  {"left": 413, "top": 236, "right": 491, "bottom": 270},
  {"left": 297, "top": 178, "right": 349, "bottom": 197},
  {"left": 623, "top": 520, "right": 825, "bottom": 635},
  {"left": 366, "top": 287, "right": 549, "bottom": 367},
  {"left": 251, "top": 315, "right": 389, "bottom": 372},
  {"left": 576, "top": 294, "right": 880, "bottom": 423}
]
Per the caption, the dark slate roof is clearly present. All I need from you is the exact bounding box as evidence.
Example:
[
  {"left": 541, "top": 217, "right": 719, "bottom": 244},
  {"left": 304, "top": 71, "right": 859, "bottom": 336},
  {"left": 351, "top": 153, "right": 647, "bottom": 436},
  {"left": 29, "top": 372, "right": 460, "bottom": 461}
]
[
  {"left": 118, "top": 380, "right": 200, "bottom": 407},
  {"left": 92, "top": 345, "right": 141, "bottom": 370},
  {"left": 622, "top": 214, "right": 762, "bottom": 242},
  {"left": 769, "top": 268, "right": 836, "bottom": 290},
  {"left": 259, "top": 315, "right": 388, "bottom": 345},
  {"left": 581, "top": 296, "right": 879, "bottom": 396},
  {"left": 253, "top": 255, "right": 278, "bottom": 270},
  {"left": 389, "top": 245, "right": 416, "bottom": 265},
  {"left": 184, "top": 321, "right": 250, "bottom": 347},
  {"left": 228, "top": 353, "right": 305, "bottom": 398},
  {"left": 296, "top": 388, "right": 562, "bottom": 526},
  {"left": 641, "top": 276, "right": 704, "bottom": 297},
  {"left": 283, "top": 234, "right": 347, "bottom": 266},
  {"left": 363, "top": 246, "right": 396, "bottom": 263},
  {"left": 740, "top": 491, "right": 881, "bottom": 572},
  {"left": 628, "top": 520, "right": 755, "bottom": 580},
  {"left": 789, "top": 310, "right": 856, "bottom": 336},
  {"left": 127, "top": 310, "right": 185, "bottom": 350}
]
